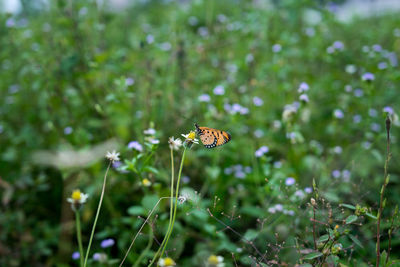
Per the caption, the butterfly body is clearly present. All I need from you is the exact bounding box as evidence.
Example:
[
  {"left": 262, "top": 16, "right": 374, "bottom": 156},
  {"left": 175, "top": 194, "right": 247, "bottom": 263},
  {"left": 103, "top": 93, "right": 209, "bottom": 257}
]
[{"left": 195, "top": 123, "right": 231, "bottom": 148}]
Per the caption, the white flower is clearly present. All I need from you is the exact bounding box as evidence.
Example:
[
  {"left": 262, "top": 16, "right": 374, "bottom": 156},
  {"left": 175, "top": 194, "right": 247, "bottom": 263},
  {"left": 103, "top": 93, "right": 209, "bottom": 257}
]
[
  {"left": 169, "top": 136, "right": 183, "bottom": 150},
  {"left": 178, "top": 195, "right": 188, "bottom": 204},
  {"left": 67, "top": 189, "right": 89, "bottom": 204},
  {"left": 158, "top": 257, "right": 176, "bottom": 267},
  {"left": 181, "top": 131, "right": 199, "bottom": 144},
  {"left": 208, "top": 255, "right": 225, "bottom": 267},
  {"left": 106, "top": 150, "right": 120, "bottom": 162},
  {"left": 144, "top": 128, "right": 156, "bottom": 135}
]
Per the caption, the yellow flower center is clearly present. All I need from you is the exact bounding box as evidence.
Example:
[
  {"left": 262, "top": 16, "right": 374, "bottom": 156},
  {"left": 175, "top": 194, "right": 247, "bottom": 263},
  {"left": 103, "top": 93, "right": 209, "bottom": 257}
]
[
  {"left": 163, "top": 257, "right": 175, "bottom": 266},
  {"left": 71, "top": 190, "right": 82, "bottom": 201},
  {"left": 142, "top": 178, "right": 151, "bottom": 186},
  {"left": 187, "top": 131, "right": 196, "bottom": 140},
  {"left": 208, "top": 255, "right": 219, "bottom": 264}
]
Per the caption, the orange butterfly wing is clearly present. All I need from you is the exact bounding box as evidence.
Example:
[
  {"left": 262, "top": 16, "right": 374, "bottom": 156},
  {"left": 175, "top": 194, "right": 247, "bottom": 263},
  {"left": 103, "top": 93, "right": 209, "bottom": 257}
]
[{"left": 195, "top": 124, "right": 231, "bottom": 148}]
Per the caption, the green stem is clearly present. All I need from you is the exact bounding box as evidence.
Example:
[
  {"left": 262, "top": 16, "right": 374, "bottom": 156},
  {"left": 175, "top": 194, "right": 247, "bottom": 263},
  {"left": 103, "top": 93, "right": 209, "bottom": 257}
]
[
  {"left": 160, "top": 148, "right": 186, "bottom": 258},
  {"left": 84, "top": 161, "right": 111, "bottom": 267},
  {"left": 148, "top": 147, "right": 186, "bottom": 266},
  {"left": 75, "top": 211, "right": 84, "bottom": 267}
]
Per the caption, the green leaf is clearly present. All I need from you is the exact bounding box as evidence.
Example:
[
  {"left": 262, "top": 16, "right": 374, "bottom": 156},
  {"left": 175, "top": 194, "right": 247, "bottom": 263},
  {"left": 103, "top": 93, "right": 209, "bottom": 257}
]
[
  {"left": 346, "top": 215, "right": 358, "bottom": 224},
  {"left": 141, "top": 195, "right": 159, "bottom": 211},
  {"left": 243, "top": 229, "right": 259, "bottom": 240},
  {"left": 127, "top": 206, "right": 145, "bottom": 216},
  {"left": 349, "top": 234, "right": 364, "bottom": 248},
  {"left": 318, "top": 234, "right": 329, "bottom": 243},
  {"left": 303, "top": 252, "right": 323, "bottom": 260},
  {"left": 340, "top": 204, "right": 356, "bottom": 210},
  {"left": 366, "top": 212, "right": 377, "bottom": 220}
]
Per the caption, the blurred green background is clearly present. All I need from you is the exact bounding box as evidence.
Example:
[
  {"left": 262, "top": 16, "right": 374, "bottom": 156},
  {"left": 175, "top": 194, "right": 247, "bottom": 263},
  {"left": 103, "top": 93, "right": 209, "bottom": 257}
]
[{"left": 1, "top": 0, "right": 400, "bottom": 266}]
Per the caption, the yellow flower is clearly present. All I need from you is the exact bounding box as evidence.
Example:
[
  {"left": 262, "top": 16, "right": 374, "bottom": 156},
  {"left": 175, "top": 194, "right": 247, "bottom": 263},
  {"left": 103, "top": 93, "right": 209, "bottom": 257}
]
[
  {"left": 158, "top": 257, "right": 176, "bottom": 267},
  {"left": 141, "top": 178, "right": 152, "bottom": 187}
]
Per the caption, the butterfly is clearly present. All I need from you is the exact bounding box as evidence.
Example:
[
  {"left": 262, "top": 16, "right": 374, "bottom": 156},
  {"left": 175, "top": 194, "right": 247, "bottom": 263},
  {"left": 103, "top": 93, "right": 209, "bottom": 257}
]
[{"left": 194, "top": 123, "right": 231, "bottom": 148}]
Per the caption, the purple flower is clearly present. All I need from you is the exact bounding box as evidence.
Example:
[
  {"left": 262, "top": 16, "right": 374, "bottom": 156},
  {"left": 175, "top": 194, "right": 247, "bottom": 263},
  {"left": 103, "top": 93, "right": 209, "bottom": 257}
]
[
  {"left": 378, "top": 62, "right": 388, "bottom": 70},
  {"left": 285, "top": 177, "right": 295, "bottom": 186},
  {"left": 213, "top": 85, "right": 225, "bottom": 95},
  {"left": 188, "top": 16, "right": 199, "bottom": 26},
  {"left": 182, "top": 175, "right": 190, "bottom": 184},
  {"left": 275, "top": 204, "right": 283, "bottom": 211},
  {"left": 372, "top": 44, "right": 382, "bottom": 52},
  {"left": 273, "top": 161, "right": 282, "bottom": 168},
  {"left": 125, "top": 77, "right": 135, "bottom": 86},
  {"left": 128, "top": 141, "right": 143, "bottom": 152},
  {"left": 383, "top": 106, "right": 394, "bottom": 115},
  {"left": 159, "top": 42, "right": 172, "bottom": 51},
  {"left": 146, "top": 34, "right": 154, "bottom": 44},
  {"left": 101, "top": 238, "right": 115, "bottom": 248},
  {"left": 231, "top": 103, "right": 242, "bottom": 113},
  {"left": 8, "top": 84, "right": 19, "bottom": 94},
  {"left": 332, "top": 170, "right": 341, "bottom": 178},
  {"left": 6, "top": 18, "right": 15, "bottom": 28},
  {"left": 72, "top": 251, "right": 80, "bottom": 260},
  {"left": 64, "top": 126, "right": 73, "bottom": 135},
  {"left": 255, "top": 146, "right": 269, "bottom": 157},
  {"left": 305, "top": 27, "right": 315, "bottom": 37},
  {"left": 369, "top": 108, "right": 378, "bottom": 117},
  {"left": 354, "top": 88, "right": 364, "bottom": 97},
  {"left": 333, "top": 109, "right": 344, "bottom": 119},
  {"left": 235, "top": 171, "right": 246, "bottom": 179},
  {"left": 198, "top": 94, "right": 211, "bottom": 102},
  {"left": 295, "top": 190, "right": 305, "bottom": 198},
  {"left": 304, "top": 187, "right": 312, "bottom": 194},
  {"left": 298, "top": 82, "right": 309, "bottom": 93},
  {"left": 345, "top": 85, "right": 353, "bottom": 92},
  {"left": 362, "top": 72, "right": 375, "bottom": 81},
  {"left": 272, "top": 44, "right": 282, "bottom": 53},
  {"left": 253, "top": 96, "right": 264, "bottom": 106},
  {"left": 93, "top": 253, "right": 101, "bottom": 261},
  {"left": 224, "top": 167, "right": 233, "bottom": 175},
  {"left": 299, "top": 94, "right": 309, "bottom": 103},
  {"left": 143, "top": 128, "right": 156, "bottom": 135},
  {"left": 197, "top": 27, "right": 209, "bottom": 37},
  {"left": 363, "top": 141, "right": 372, "bottom": 149},
  {"left": 112, "top": 161, "right": 122, "bottom": 169},
  {"left": 333, "top": 41, "right": 344, "bottom": 50},
  {"left": 239, "top": 107, "right": 249, "bottom": 115},
  {"left": 326, "top": 46, "right": 335, "bottom": 54},
  {"left": 246, "top": 53, "right": 254, "bottom": 63},
  {"left": 353, "top": 115, "right": 362, "bottom": 123},
  {"left": 253, "top": 129, "right": 264, "bottom": 138},
  {"left": 370, "top": 123, "right": 381, "bottom": 132},
  {"left": 333, "top": 146, "right": 342, "bottom": 154},
  {"left": 342, "top": 170, "right": 351, "bottom": 181}
]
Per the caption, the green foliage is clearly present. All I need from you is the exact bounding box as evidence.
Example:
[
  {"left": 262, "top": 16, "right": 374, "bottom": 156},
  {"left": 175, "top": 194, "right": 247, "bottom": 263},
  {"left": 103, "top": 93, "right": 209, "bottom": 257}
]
[{"left": 1, "top": 0, "right": 400, "bottom": 266}]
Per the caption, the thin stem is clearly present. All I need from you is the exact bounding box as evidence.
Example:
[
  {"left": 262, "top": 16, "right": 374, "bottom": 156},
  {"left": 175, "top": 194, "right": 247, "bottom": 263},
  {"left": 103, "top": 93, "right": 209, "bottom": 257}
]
[
  {"left": 313, "top": 206, "right": 317, "bottom": 251},
  {"left": 84, "top": 161, "right": 111, "bottom": 267},
  {"left": 133, "top": 227, "right": 154, "bottom": 267},
  {"left": 376, "top": 116, "right": 391, "bottom": 267},
  {"left": 386, "top": 205, "right": 397, "bottom": 265},
  {"left": 119, "top": 197, "right": 171, "bottom": 267},
  {"left": 75, "top": 211, "right": 84, "bottom": 267},
  {"left": 148, "top": 149, "right": 178, "bottom": 266},
  {"left": 159, "top": 147, "right": 186, "bottom": 260}
]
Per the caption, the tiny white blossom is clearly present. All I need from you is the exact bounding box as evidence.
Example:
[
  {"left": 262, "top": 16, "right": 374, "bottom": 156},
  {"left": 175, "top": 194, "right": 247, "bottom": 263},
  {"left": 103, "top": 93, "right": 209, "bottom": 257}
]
[
  {"left": 169, "top": 137, "right": 183, "bottom": 150},
  {"left": 106, "top": 150, "right": 120, "bottom": 162}
]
